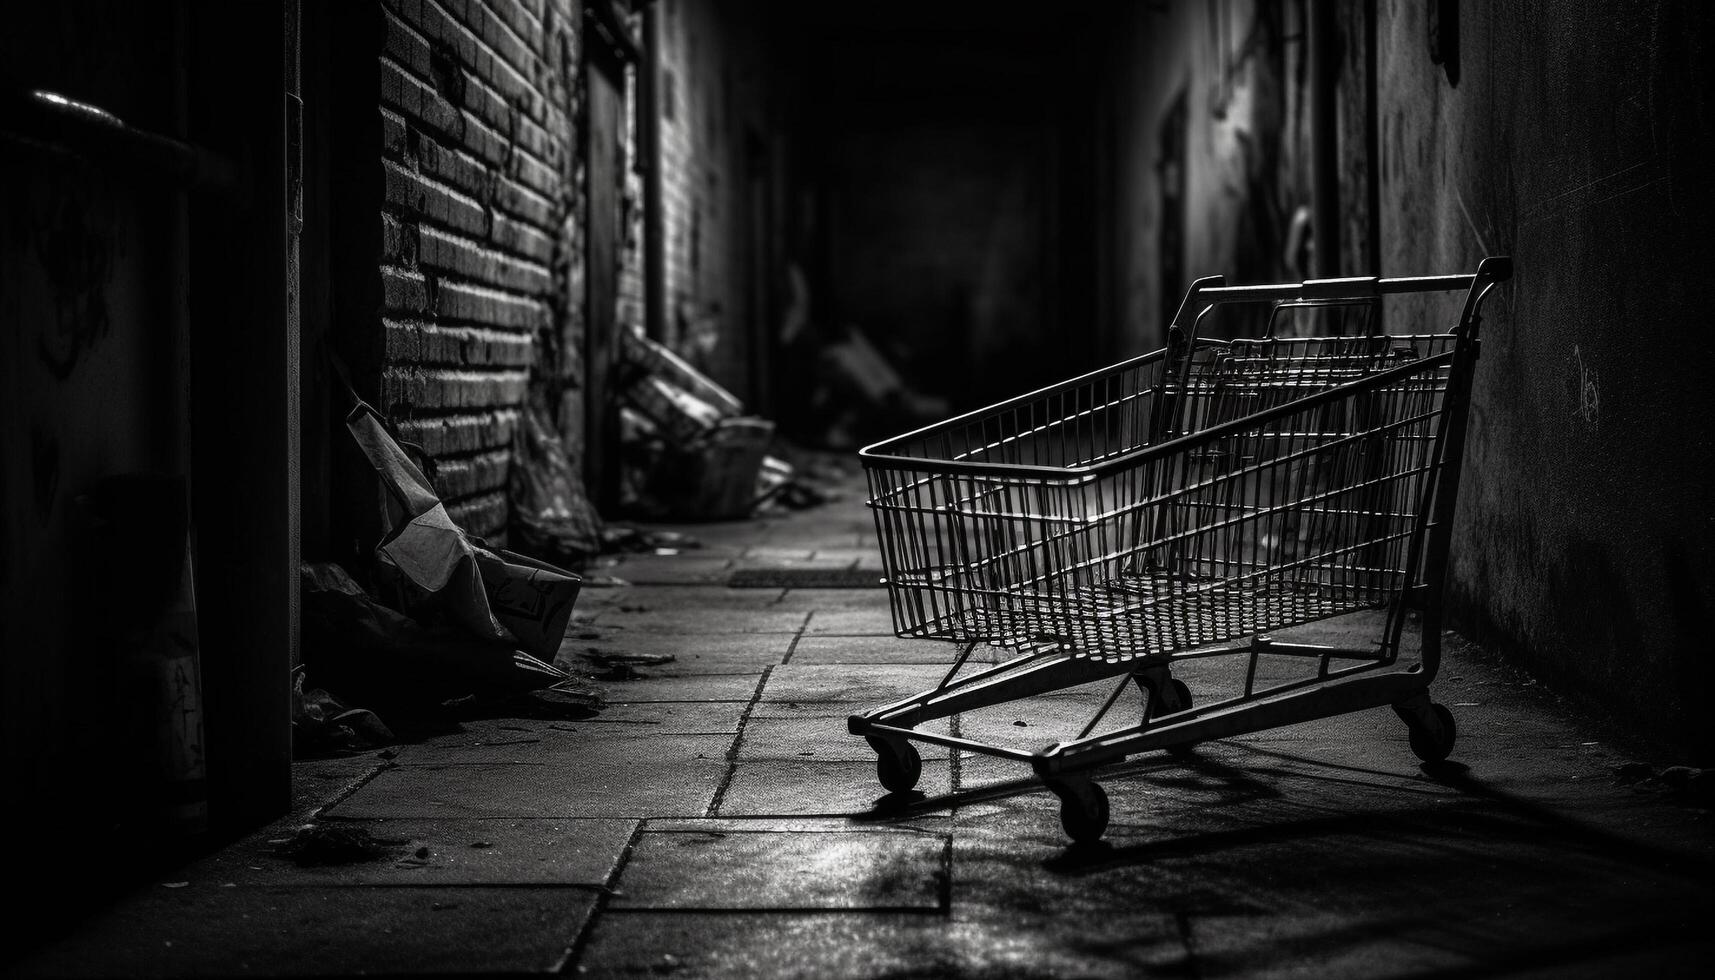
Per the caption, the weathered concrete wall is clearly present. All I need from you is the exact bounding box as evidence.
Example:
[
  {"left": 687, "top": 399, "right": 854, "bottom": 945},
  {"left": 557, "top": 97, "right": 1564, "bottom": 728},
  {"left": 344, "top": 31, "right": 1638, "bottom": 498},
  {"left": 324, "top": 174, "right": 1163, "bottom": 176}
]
[
  {"left": 0, "top": 0, "right": 205, "bottom": 919},
  {"left": 373, "top": 0, "right": 584, "bottom": 539},
  {"left": 1375, "top": 0, "right": 1715, "bottom": 755},
  {"left": 1108, "top": 0, "right": 1715, "bottom": 755}
]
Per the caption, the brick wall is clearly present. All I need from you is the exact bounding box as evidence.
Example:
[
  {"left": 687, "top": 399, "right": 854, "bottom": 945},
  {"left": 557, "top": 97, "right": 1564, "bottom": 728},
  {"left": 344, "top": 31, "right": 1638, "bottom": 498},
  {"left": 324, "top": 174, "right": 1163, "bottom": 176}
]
[
  {"left": 374, "top": 0, "right": 582, "bottom": 539},
  {"left": 652, "top": 0, "right": 729, "bottom": 375}
]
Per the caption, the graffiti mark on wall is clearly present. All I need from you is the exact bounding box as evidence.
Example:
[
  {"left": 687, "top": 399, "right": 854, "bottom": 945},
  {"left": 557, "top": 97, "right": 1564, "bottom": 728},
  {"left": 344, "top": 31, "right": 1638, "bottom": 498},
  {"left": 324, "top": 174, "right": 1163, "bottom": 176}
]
[
  {"left": 1571, "top": 345, "right": 1599, "bottom": 427},
  {"left": 30, "top": 170, "right": 116, "bottom": 380}
]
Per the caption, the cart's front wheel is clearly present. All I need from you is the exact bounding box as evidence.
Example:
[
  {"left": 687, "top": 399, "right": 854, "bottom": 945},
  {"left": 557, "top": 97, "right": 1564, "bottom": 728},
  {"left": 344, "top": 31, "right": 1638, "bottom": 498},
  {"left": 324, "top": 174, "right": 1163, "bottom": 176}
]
[
  {"left": 1049, "top": 780, "right": 1109, "bottom": 844},
  {"left": 868, "top": 737, "right": 922, "bottom": 793},
  {"left": 1406, "top": 703, "right": 1458, "bottom": 763}
]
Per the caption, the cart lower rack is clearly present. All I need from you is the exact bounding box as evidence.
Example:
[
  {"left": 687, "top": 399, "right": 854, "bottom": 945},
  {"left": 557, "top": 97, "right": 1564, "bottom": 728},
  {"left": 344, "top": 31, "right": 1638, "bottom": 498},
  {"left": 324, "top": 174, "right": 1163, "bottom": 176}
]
[{"left": 850, "top": 257, "right": 1511, "bottom": 843}]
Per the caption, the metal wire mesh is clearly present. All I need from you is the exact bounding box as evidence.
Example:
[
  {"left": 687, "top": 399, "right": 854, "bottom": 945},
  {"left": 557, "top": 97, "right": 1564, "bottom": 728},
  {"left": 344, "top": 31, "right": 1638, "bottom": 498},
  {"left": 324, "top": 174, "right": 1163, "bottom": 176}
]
[{"left": 864, "top": 332, "right": 1457, "bottom": 662}]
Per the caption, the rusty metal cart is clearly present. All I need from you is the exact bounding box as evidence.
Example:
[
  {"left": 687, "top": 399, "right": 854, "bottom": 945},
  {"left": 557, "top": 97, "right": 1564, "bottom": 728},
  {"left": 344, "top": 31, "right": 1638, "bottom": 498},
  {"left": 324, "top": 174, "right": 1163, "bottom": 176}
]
[{"left": 850, "top": 257, "right": 1512, "bottom": 843}]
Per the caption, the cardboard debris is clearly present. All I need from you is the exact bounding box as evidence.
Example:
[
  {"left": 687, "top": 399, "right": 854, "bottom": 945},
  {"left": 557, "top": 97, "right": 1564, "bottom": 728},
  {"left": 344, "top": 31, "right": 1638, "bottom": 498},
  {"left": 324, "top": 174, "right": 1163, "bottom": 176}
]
[
  {"left": 615, "top": 329, "right": 783, "bottom": 520},
  {"left": 346, "top": 403, "right": 581, "bottom": 660},
  {"left": 300, "top": 562, "right": 572, "bottom": 707}
]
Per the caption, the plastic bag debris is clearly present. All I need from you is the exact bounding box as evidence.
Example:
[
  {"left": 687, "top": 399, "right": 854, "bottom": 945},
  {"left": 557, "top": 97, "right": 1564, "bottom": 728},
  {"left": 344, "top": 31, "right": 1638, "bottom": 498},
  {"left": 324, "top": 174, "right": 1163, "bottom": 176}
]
[
  {"left": 511, "top": 400, "right": 603, "bottom": 569},
  {"left": 345, "top": 403, "right": 581, "bottom": 659}
]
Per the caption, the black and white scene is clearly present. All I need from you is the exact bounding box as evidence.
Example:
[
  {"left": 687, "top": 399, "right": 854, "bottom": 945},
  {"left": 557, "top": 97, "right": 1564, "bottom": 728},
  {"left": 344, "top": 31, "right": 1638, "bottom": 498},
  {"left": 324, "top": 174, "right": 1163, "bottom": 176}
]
[{"left": 3, "top": 0, "right": 1713, "bottom": 976}]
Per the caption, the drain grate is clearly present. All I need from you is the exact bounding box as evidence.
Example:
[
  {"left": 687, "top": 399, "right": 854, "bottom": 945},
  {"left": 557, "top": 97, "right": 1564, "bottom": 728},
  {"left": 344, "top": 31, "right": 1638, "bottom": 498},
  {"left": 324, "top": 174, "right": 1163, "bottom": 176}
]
[{"left": 727, "top": 567, "right": 885, "bottom": 589}]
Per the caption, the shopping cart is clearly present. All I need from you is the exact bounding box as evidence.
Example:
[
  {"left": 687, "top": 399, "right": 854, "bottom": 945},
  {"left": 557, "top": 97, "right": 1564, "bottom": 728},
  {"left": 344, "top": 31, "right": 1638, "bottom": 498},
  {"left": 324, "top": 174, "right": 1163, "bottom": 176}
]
[{"left": 849, "top": 257, "right": 1511, "bottom": 843}]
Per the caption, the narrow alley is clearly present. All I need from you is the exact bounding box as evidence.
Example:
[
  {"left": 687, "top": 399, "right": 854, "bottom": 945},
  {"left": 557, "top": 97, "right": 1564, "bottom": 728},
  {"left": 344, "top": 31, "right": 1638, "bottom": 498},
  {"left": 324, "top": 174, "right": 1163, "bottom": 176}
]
[{"left": 4, "top": 0, "right": 1715, "bottom": 977}]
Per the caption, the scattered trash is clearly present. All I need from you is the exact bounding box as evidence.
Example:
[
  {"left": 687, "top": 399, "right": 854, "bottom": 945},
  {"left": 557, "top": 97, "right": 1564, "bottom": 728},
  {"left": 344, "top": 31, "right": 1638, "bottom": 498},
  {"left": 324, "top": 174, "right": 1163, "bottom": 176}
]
[
  {"left": 300, "top": 563, "right": 583, "bottom": 738},
  {"left": 511, "top": 400, "right": 604, "bottom": 570},
  {"left": 584, "top": 651, "right": 676, "bottom": 667},
  {"left": 346, "top": 400, "right": 582, "bottom": 660},
  {"left": 274, "top": 823, "right": 403, "bottom": 866},
  {"left": 441, "top": 677, "right": 606, "bottom": 722},
  {"left": 292, "top": 669, "right": 396, "bottom": 757},
  {"left": 1614, "top": 762, "right": 1653, "bottom": 785},
  {"left": 614, "top": 329, "right": 780, "bottom": 520},
  {"left": 602, "top": 526, "right": 702, "bottom": 553}
]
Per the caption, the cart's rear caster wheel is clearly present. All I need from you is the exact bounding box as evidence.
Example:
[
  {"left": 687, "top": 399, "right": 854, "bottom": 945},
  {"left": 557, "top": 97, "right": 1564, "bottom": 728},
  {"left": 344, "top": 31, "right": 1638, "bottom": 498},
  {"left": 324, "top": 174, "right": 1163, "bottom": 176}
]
[
  {"left": 1138, "top": 676, "right": 1197, "bottom": 756},
  {"left": 1406, "top": 702, "right": 1458, "bottom": 763},
  {"left": 868, "top": 737, "right": 922, "bottom": 793},
  {"left": 1050, "top": 780, "right": 1109, "bottom": 844}
]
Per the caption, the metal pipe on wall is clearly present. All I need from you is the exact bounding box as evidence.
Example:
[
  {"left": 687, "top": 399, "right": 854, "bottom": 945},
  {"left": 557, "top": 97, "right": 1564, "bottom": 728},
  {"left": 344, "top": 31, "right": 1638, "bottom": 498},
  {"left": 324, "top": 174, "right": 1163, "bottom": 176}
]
[
  {"left": 1308, "top": 0, "right": 1340, "bottom": 277},
  {"left": 641, "top": 1, "right": 666, "bottom": 342}
]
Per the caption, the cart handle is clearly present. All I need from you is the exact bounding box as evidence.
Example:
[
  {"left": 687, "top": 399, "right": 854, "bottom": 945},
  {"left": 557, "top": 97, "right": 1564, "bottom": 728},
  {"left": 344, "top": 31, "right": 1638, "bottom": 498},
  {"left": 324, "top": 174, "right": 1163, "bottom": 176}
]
[
  {"left": 859, "top": 257, "right": 1510, "bottom": 480},
  {"left": 1169, "top": 255, "right": 1512, "bottom": 346}
]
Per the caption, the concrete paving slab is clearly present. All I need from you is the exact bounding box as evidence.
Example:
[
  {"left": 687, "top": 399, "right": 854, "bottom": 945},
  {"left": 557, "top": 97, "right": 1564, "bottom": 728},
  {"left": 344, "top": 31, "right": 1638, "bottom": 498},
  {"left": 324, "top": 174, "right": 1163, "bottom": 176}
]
[
  {"left": 390, "top": 709, "right": 745, "bottom": 765},
  {"left": 291, "top": 755, "right": 390, "bottom": 819},
  {"left": 591, "top": 604, "right": 809, "bottom": 633},
  {"left": 13, "top": 885, "right": 595, "bottom": 977},
  {"left": 571, "top": 629, "right": 794, "bottom": 673},
  {"left": 772, "top": 587, "right": 896, "bottom": 612},
  {"left": 386, "top": 719, "right": 594, "bottom": 765},
  {"left": 739, "top": 716, "right": 951, "bottom": 762},
  {"left": 329, "top": 738, "right": 730, "bottom": 819},
  {"left": 1184, "top": 911, "right": 1711, "bottom": 980},
  {"left": 595, "top": 584, "right": 792, "bottom": 606},
  {"left": 808, "top": 547, "right": 885, "bottom": 569},
  {"left": 741, "top": 545, "right": 816, "bottom": 560},
  {"left": 602, "top": 555, "right": 735, "bottom": 584},
  {"left": 574, "top": 912, "right": 981, "bottom": 979},
  {"left": 644, "top": 816, "right": 952, "bottom": 833},
  {"left": 185, "top": 817, "right": 635, "bottom": 887},
  {"left": 759, "top": 663, "right": 950, "bottom": 704},
  {"left": 566, "top": 700, "right": 747, "bottom": 735},
  {"left": 598, "top": 672, "right": 765, "bottom": 703},
  {"left": 804, "top": 607, "right": 897, "bottom": 635},
  {"left": 611, "top": 828, "right": 948, "bottom": 910},
  {"left": 729, "top": 554, "right": 860, "bottom": 572},
  {"left": 789, "top": 634, "right": 974, "bottom": 665},
  {"left": 715, "top": 758, "right": 953, "bottom": 816},
  {"left": 578, "top": 907, "right": 1187, "bottom": 979}
]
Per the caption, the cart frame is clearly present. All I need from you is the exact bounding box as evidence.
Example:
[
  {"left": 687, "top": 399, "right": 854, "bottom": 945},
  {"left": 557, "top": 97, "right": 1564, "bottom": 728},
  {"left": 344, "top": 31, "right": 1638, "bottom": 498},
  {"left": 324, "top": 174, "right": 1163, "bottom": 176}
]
[{"left": 849, "top": 257, "right": 1512, "bottom": 842}]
